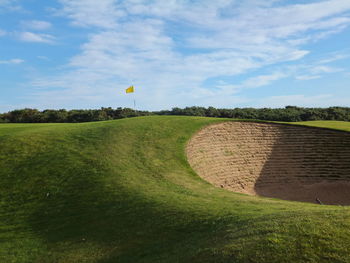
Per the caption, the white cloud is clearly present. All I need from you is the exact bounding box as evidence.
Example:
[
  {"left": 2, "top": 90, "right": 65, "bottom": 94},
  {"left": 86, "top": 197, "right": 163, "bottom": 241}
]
[
  {"left": 0, "top": 29, "right": 6, "bottom": 36},
  {"left": 295, "top": 75, "right": 321, "bottom": 81},
  {"left": 309, "top": 65, "right": 343, "bottom": 74},
  {"left": 29, "top": 0, "right": 350, "bottom": 110},
  {"left": 0, "top": 58, "right": 24, "bottom": 64},
  {"left": 241, "top": 72, "right": 288, "bottom": 89},
  {"left": 0, "top": 0, "right": 15, "bottom": 5},
  {"left": 0, "top": 0, "right": 21, "bottom": 11},
  {"left": 317, "top": 53, "right": 350, "bottom": 64},
  {"left": 18, "top": 31, "right": 55, "bottom": 43},
  {"left": 183, "top": 0, "right": 350, "bottom": 50},
  {"left": 22, "top": 20, "right": 52, "bottom": 30},
  {"left": 37, "top": 56, "right": 50, "bottom": 60},
  {"left": 293, "top": 62, "right": 344, "bottom": 81},
  {"left": 58, "top": 0, "right": 123, "bottom": 28}
]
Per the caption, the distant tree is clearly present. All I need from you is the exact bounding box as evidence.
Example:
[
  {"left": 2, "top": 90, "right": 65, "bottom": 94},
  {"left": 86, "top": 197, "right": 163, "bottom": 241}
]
[
  {"left": 0, "top": 114, "right": 7, "bottom": 123},
  {"left": 183, "top": 107, "right": 206, "bottom": 116},
  {"left": 6, "top": 108, "right": 42, "bottom": 123},
  {"left": 206, "top": 106, "right": 220, "bottom": 117},
  {"left": 100, "top": 107, "right": 114, "bottom": 120},
  {"left": 42, "top": 109, "right": 68, "bottom": 122},
  {"left": 327, "top": 107, "right": 349, "bottom": 121},
  {"left": 170, "top": 107, "right": 184, "bottom": 116}
]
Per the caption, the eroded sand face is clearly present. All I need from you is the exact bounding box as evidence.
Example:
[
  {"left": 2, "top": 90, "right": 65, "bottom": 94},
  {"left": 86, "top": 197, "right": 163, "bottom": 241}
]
[{"left": 187, "top": 122, "right": 350, "bottom": 205}]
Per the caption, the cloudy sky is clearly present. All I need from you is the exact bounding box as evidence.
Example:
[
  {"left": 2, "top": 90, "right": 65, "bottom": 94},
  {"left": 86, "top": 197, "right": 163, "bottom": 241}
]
[{"left": 1, "top": 0, "right": 350, "bottom": 111}]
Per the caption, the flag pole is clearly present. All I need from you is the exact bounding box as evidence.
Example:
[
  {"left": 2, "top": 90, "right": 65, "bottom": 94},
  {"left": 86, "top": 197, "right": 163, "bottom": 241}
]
[
  {"left": 134, "top": 98, "right": 136, "bottom": 115},
  {"left": 132, "top": 79, "right": 136, "bottom": 115}
]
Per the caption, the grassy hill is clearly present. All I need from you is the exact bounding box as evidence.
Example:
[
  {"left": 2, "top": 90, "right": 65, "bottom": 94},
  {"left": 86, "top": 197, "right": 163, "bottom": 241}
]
[{"left": 1, "top": 116, "right": 350, "bottom": 263}]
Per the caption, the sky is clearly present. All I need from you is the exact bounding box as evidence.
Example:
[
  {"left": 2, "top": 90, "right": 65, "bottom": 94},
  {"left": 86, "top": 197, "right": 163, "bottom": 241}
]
[{"left": 1, "top": 0, "right": 350, "bottom": 112}]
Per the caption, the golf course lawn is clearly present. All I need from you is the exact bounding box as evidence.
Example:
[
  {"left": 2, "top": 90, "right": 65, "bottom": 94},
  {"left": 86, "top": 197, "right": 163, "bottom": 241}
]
[{"left": 1, "top": 116, "right": 350, "bottom": 263}]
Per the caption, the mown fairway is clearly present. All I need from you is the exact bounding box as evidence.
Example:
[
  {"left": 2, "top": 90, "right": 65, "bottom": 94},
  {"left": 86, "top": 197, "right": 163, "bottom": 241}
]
[{"left": 1, "top": 116, "right": 350, "bottom": 263}]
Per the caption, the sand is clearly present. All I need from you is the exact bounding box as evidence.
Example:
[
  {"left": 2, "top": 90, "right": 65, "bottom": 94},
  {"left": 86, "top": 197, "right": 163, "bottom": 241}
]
[{"left": 187, "top": 122, "right": 350, "bottom": 205}]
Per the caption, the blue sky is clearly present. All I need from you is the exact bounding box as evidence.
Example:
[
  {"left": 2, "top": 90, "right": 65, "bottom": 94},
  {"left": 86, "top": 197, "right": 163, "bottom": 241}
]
[{"left": 1, "top": 0, "right": 350, "bottom": 111}]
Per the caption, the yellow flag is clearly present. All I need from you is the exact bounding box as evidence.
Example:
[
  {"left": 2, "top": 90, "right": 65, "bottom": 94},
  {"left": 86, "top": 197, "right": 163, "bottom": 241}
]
[{"left": 126, "top": 86, "right": 134, "bottom": 93}]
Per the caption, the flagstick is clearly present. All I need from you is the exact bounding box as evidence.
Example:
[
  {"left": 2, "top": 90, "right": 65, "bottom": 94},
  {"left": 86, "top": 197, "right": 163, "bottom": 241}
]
[
  {"left": 131, "top": 79, "right": 136, "bottom": 115},
  {"left": 134, "top": 98, "right": 136, "bottom": 115}
]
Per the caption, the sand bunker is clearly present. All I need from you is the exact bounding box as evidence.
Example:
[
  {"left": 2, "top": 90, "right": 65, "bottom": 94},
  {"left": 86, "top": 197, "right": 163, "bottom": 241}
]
[{"left": 187, "top": 122, "right": 350, "bottom": 205}]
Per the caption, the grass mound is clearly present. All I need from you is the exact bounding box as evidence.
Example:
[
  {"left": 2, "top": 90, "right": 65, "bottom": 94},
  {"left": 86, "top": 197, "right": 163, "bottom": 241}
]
[{"left": 1, "top": 116, "right": 350, "bottom": 263}]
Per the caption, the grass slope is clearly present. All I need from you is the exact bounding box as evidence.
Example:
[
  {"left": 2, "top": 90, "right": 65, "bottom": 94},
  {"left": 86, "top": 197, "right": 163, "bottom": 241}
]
[
  {"left": 0, "top": 116, "right": 350, "bottom": 263},
  {"left": 292, "top": 120, "right": 350, "bottom": 132}
]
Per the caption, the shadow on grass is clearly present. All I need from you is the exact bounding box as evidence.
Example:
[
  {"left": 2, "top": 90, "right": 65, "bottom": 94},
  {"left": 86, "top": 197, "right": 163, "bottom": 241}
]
[{"left": 13, "top": 125, "right": 228, "bottom": 262}]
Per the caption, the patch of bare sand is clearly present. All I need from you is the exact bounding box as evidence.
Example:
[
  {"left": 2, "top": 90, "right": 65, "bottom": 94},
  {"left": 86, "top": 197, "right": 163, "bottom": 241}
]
[{"left": 187, "top": 122, "right": 350, "bottom": 205}]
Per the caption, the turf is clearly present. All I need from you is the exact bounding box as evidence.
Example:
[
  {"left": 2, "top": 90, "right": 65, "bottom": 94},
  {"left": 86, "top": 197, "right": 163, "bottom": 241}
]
[
  {"left": 0, "top": 116, "right": 350, "bottom": 263},
  {"left": 292, "top": 120, "right": 350, "bottom": 132}
]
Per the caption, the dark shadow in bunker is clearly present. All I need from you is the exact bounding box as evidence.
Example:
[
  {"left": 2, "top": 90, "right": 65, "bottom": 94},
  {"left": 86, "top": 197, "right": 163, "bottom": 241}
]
[{"left": 253, "top": 124, "right": 350, "bottom": 205}]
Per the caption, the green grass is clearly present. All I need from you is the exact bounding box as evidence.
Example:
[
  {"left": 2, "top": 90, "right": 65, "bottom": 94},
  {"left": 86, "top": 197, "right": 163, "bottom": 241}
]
[
  {"left": 1, "top": 116, "right": 350, "bottom": 263},
  {"left": 292, "top": 120, "right": 350, "bottom": 132}
]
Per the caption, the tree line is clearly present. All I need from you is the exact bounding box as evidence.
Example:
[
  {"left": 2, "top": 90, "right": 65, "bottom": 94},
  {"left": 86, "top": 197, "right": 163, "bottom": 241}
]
[
  {"left": 157, "top": 106, "right": 350, "bottom": 122},
  {"left": 0, "top": 106, "right": 350, "bottom": 123},
  {"left": 0, "top": 107, "right": 151, "bottom": 123}
]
